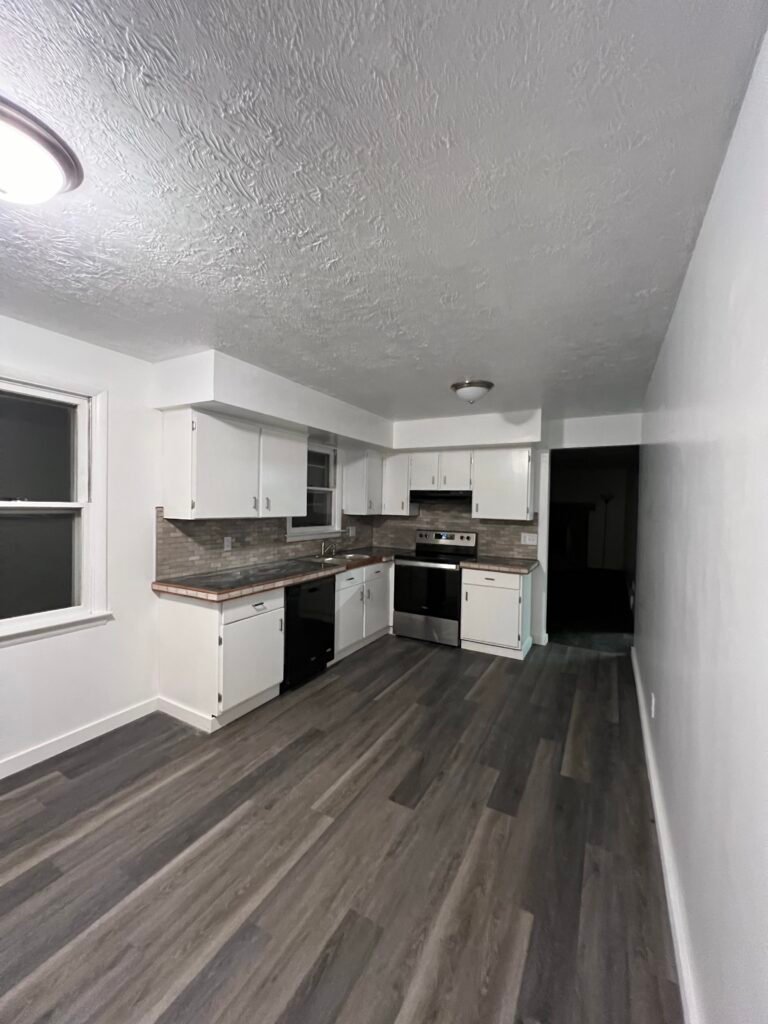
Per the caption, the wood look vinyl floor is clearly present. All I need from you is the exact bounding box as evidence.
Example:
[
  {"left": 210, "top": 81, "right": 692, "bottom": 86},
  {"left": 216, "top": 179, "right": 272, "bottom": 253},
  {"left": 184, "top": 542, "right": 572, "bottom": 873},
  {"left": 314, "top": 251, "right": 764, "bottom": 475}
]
[{"left": 0, "top": 637, "right": 682, "bottom": 1024}]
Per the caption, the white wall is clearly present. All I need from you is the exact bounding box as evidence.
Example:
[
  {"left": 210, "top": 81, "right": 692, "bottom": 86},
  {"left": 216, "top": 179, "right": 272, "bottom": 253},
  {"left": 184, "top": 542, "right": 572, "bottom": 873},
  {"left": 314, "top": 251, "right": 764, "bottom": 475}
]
[
  {"left": 634, "top": 37, "right": 768, "bottom": 1024},
  {"left": 541, "top": 411, "right": 641, "bottom": 449},
  {"left": 0, "top": 316, "right": 160, "bottom": 776},
  {"left": 393, "top": 408, "right": 541, "bottom": 449}
]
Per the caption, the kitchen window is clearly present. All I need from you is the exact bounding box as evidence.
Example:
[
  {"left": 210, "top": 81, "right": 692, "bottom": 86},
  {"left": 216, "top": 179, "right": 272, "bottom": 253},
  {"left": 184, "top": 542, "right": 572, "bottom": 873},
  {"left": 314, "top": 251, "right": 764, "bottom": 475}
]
[
  {"left": 0, "top": 378, "right": 109, "bottom": 644},
  {"left": 287, "top": 444, "right": 341, "bottom": 539}
]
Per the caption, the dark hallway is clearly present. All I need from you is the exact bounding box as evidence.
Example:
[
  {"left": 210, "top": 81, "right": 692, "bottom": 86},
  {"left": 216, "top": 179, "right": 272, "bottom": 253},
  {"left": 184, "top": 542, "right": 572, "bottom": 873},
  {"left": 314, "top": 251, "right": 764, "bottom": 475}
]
[{"left": 547, "top": 446, "right": 639, "bottom": 652}]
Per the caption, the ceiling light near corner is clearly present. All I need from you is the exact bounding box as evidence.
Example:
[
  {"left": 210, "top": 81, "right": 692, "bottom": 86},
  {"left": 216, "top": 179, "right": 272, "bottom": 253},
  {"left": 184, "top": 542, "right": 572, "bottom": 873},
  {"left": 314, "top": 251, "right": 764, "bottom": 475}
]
[
  {"left": 451, "top": 379, "right": 494, "bottom": 404},
  {"left": 0, "top": 98, "right": 83, "bottom": 205}
]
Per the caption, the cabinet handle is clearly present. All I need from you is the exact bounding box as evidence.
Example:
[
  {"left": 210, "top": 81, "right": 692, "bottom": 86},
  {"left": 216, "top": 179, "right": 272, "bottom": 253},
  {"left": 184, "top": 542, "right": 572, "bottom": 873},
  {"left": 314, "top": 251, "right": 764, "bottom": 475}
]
[
  {"left": 252, "top": 601, "right": 265, "bottom": 609},
  {"left": 265, "top": 496, "right": 271, "bottom": 512},
  {"left": 367, "top": 588, "right": 371, "bottom": 600},
  {"left": 400, "top": 500, "right": 404, "bottom": 510},
  {"left": 360, "top": 588, "right": 364, "bottom": 601},
  {"left": 253, "top": 496, "right": 258, "bottom": 510},
  {"left": 464, "top": 591, "right": 468, "bottom": 602},
  {"left": 432, "top": 475, "right": 435, "bottom": 485},
  {"left": 475, "top": 502, "right": 479, "bottom": 513},
  {"left": 484, "top": 577, "right": 495, "bottom": 581},
  {"left": 443, "top": 475, "right": 447, "bottom": 485},
  {"left": 279, "top": 617, "right": 283, "bottom": 632}
]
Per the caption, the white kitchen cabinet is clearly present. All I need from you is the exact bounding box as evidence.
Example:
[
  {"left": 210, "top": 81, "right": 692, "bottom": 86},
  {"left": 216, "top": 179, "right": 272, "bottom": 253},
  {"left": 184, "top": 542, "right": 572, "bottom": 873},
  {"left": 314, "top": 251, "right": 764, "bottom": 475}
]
[
  {"left": 364, "top": 564, "right": 391, "bottom": 638},
  {"left": 157, "top": 588, "right": 285, "bottom": 730},
  {"left": 382, "top": 453, "right": 411, "bottom": 516},
  {"left": 335, "top": 576, "right": 365, "bottom": 653},
  {"left": 334, "top": 562, "right": 393, "bottom": 660},
  {"left": 461, "top": 571, "right": 532, "bottom": 660},
  {"left": 258, "top": 427, "right": 308, "bottom": 518},
  {"left": 342, "top": 449, "right": 384, "bottom": 515},
  {"left": 439, "top": 449, "right": 472, "bottom": 490},
  {"left": 221, "top": 604, "right": 284, "bottom": 711},
  {"left": 409, "top": 451, "right": 440, "bottom": 490},
  {"left": 162, "top": 408, "right": 261, "bottom": 519},
  {"left": 471, "top": 447, "right": 533, "bottom": 520}
]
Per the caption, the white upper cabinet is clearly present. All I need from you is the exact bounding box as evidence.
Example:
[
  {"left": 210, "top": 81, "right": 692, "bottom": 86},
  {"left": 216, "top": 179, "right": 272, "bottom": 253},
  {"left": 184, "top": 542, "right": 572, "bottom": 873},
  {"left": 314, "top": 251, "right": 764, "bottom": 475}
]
[
  {"left": 161, "top": 410, "right": 307, "bottom": 520},
  {"left": 258, "top": 427, "right": 308, "bottom": 518},
  {"left": 162, "top": 408, "right": 261, "bottom": 520},
  {"left": 342, "top": 449, "right": 384, "bottom": 515},
  {"left": 471, "top": 447, "right": 533, "bottom": 520},
  {"left": 409, "top": 451, "right": 440, "bottom": 490},
  {"left": 439, "top": 449, "right": 472, "bottom": 490},
  {"left": 382, "top": 453, "right": 411, "bottom": 516}
]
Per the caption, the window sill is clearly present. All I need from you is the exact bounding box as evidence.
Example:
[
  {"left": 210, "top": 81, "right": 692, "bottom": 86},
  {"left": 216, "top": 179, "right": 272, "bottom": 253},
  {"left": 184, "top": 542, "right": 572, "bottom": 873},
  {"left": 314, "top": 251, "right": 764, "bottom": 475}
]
[
  {"left": 0, "top": 610, "right": 114, "bottom": 648},
  {"left": 286, "top": 530, "right": 343, "bottom": 543}
]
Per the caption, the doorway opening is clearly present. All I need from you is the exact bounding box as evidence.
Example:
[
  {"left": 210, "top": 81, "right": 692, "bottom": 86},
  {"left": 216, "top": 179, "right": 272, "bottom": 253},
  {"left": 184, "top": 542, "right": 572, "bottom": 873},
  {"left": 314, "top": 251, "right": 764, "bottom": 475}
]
[{"left": 547, "top": 445, "right": 639, "bottom": 652}]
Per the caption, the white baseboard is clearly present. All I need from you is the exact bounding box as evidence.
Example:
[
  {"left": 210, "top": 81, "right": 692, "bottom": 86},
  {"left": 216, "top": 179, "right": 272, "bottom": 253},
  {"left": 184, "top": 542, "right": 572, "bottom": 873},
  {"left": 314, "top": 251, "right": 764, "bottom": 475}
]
[
  {"left": 533, "top": 632, "right": 549, "bottom": 646},
  {"left": 0, "top": 697, "right": 159, "bottom": 780},
  {"left": 461, "top": 634, "right": 533, "bottom": 661},
  {"left": 155, "top": 696, "right": 215, "bottom": 733},
  {"left": 630, "top": 647, "right": 701, "bottom": 1024}
]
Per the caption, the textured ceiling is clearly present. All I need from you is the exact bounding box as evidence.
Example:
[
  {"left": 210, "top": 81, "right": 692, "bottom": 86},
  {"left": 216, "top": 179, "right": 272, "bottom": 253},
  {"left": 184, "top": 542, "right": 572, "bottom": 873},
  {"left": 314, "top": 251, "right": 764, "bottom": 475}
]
[{"left": 1, "top": 0, "right": 766, "bottom": 419}]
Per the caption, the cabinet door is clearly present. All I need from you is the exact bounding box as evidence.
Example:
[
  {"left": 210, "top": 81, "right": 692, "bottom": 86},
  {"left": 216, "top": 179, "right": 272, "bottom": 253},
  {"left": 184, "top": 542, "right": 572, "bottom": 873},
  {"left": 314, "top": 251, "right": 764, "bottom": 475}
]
[
  {"left": 382, "top": 453, "right": 410, "bottom": 516},
  {"left": 471, "top": 448, "right": 532, "bottom": 520},
  {"left": 366, "top": 451, "right": 383, "bottom": 514},
  {"left": 364, "top": 575, "right": 390, "bottom": 637},
  {"left": 439, "top": 449, "right": 472, "bottom": 490},
  {"left": 194, "top": 412, "right": 261, "bottom": 519},
  {"left": 410, "top": 451, "right": 440, "bottom": 490},
  {"left": 461, "top": 585, "right": 521, "bottom": 649},
  {"left": 336, "top": 582, "right": 365, "bottom": 652},
  {"left": 220, "top": 607, "right": 284, "bottom": 711},
  {"left": 259, "top": 427, "right": 308, "bottom": 518}
]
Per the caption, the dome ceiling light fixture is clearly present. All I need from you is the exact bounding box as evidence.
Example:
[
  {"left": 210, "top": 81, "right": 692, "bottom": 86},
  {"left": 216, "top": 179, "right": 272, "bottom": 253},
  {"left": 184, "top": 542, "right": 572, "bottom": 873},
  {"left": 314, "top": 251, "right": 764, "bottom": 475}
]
[
  {"left": 450, "top": 379, "right": 495, "bottom": 404},
  {"left": 0, "top": 97, "right": 83, "bottom": 205}
]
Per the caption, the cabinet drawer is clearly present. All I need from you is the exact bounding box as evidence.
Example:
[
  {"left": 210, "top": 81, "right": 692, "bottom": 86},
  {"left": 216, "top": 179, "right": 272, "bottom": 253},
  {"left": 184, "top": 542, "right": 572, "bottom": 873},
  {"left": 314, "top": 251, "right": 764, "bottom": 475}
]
[
  {"left": 363, "top": 562, "right": 390, "bottom": 582},
  {"left": 222, "top": 588, "right": 285, "bottom": 625},
  {"left": 462, "top": 568, "right": 520, "bottom": 590},
  {"left": 337, "top": 567, "right": 364, "bottom": 590}
]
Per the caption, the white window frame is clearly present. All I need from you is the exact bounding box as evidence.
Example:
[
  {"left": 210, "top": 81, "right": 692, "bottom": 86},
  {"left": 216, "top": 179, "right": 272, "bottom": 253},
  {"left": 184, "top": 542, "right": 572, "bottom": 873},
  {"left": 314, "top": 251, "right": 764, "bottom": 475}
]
[
  {"left": 286, "top": 443, "right": 342, "bottom": 541},
  {"left": 0, "top": 375, "right": 111, "bottom": 646}
]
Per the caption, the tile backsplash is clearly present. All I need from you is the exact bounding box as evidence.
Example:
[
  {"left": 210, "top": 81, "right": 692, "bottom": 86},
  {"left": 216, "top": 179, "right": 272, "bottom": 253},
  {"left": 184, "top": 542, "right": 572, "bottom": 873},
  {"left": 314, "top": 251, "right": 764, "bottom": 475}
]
[
  {"left": 155, "top": 497, "right": 537, "bottom": 579},
  {"left": 155, "top": 509, "right": 373, "bottom": 579},
  {"left": 371, "top": 498, "right": 538, "bottom": 559}
]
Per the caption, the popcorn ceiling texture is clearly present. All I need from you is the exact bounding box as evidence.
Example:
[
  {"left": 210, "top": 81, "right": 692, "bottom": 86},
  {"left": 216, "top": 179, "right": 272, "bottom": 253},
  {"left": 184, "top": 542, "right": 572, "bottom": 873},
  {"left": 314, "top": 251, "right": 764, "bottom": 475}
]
[
  {"left": 155, "top": 502, "right": 536, "bottom": 578},
  {"left": 1, "top": 1, "right": 766, "bottom": 419},
  {"left": 155, "top": 509, "right": 373, "bottom": 579}
]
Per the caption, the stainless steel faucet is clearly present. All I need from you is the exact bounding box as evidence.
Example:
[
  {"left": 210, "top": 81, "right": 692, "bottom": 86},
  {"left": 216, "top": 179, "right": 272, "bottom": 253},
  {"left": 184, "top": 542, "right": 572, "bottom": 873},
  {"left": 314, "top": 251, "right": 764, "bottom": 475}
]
[{"left": 320, "top": 539, "right": 337, "bottom": 557}]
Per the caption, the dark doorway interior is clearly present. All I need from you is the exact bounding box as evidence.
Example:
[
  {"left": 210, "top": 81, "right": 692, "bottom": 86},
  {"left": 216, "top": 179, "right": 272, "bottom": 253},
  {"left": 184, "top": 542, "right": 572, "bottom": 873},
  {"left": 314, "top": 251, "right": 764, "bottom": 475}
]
[{"left": 547, "top": 445, "right": 639, "bottom": 652}]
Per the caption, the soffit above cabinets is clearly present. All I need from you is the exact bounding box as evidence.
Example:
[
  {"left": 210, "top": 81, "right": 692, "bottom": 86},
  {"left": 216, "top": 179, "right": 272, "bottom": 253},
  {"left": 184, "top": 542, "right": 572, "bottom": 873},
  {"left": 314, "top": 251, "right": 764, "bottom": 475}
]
[{"left": 2, "top": 0, "right": 766, "bottom": 419}]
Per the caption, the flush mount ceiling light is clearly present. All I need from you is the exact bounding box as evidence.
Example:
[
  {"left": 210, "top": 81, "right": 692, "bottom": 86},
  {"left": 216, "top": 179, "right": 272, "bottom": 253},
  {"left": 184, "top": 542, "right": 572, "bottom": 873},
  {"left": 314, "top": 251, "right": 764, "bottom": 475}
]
[
  {"left": 0, "top": 97, "right": 83, "bottom": 205},
  {"left": 451, "top": 379, "right": 494, "bottom": 404}
]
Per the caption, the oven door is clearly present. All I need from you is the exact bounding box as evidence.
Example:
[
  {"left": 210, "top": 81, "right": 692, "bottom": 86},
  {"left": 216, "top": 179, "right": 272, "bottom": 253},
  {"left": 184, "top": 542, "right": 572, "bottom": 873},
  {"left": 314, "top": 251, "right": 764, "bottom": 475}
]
[{"left": 393, "top": 561, "right": 461, "bottom": 645}]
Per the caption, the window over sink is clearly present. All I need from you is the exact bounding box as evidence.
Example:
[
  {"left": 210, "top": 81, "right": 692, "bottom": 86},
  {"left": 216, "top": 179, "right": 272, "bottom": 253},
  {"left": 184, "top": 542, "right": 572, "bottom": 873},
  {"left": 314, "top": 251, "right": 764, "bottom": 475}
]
[
  {"left": 0, "top": 378, "right": 109, "bottom": 643},
  {"left": 286, "top": 443, "right": 341, "bottom": 540}
]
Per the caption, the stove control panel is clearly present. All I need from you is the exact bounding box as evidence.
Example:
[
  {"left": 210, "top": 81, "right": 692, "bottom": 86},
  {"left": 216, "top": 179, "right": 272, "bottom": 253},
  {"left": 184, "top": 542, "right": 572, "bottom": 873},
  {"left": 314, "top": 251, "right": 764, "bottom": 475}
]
[{"left": 415, "top": 530, "right": 477, "bottom": 548}]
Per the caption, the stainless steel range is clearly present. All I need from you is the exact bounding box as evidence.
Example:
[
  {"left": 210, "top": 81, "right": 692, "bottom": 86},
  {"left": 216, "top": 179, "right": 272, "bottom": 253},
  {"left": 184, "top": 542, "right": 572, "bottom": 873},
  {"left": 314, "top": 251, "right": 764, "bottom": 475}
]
[{"left": 393, "top": 530, "right": 478, "bottom": 646}]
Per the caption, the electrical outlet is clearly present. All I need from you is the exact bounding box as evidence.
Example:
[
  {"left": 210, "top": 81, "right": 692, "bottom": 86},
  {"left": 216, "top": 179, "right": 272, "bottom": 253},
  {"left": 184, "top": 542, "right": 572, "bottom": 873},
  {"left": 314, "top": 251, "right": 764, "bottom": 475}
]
[
  {"left": 348, "top": 525, "right": 356, "bottom": 539},
  {"left": 521, "top": 532, "right": 538, "bottom": 546},
  {"left": 650, "top": 692, "right": 656, "bottom": 719},
  {"left": 223, "top": 536, "right": 233, "bottom": 552}
]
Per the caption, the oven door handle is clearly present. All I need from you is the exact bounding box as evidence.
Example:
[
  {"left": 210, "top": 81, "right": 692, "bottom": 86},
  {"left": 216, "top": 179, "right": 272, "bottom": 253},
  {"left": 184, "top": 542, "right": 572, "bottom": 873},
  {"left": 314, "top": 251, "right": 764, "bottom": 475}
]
[{"left": 394, "top": 559, "right": 459, "bottom": 570}]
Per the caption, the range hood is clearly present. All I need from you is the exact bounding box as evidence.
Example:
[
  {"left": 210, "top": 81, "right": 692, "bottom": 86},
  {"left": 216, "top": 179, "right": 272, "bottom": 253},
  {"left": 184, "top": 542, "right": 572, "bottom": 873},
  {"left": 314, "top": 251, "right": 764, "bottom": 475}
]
[{"left": 409, "top": 490, "right": 472, "bottom": 503}]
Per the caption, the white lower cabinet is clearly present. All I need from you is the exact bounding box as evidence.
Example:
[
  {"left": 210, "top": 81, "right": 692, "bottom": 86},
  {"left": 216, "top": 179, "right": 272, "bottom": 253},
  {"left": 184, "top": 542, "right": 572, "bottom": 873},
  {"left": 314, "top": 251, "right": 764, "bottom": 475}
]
[
  {"left": 334, "top": 563, "right": 393, "bottom": 660},
  {"left": 157, "top": 588, "right": 285, "bottom": 731},
  {"left": 461, "top": 569, "right": 532, "bottom": 660}
]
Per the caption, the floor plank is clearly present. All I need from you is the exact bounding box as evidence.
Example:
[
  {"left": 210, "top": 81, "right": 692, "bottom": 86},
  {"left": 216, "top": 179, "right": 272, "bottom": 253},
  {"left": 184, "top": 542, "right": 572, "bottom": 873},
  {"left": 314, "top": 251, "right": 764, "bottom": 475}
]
[{"left": 0, "top": 636, "right": 683, "bottom": 1024}]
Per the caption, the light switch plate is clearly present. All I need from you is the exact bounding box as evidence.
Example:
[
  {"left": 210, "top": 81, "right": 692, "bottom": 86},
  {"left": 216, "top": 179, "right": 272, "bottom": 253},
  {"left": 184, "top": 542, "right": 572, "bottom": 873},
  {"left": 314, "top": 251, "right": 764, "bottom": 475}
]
[{"left": 521, "top": 532, "right": 538, "bottom": 546}]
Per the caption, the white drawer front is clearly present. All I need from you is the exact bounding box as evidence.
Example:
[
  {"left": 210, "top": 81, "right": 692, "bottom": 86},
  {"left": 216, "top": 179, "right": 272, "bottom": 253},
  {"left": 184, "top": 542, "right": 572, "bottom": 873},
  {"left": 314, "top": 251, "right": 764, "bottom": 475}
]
[
  {"left": 337, "top": 567, "right": 365, "bottom": 590},
  {"left": 363, "top": 562, "right": 390, "bottom": 582},
  {"left": 462, "top": 568, "right": 520, "bottom": 590},
  {"left": 222, "top": 588, "right": 285, "bottom": 625}
]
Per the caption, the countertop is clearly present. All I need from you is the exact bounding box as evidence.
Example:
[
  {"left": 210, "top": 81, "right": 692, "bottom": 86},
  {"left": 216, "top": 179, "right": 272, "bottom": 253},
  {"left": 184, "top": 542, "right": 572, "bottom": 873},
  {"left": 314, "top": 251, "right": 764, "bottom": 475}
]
[{"left": 152, "top": 548, "right": 539, "bottom": 602}]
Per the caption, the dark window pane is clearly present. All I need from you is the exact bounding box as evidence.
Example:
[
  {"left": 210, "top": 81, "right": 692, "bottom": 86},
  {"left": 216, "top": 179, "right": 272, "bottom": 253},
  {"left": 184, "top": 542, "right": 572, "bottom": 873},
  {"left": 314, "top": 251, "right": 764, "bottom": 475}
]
[
  {"left": 0, "top": 391, "right": 75, "bottom": 501},
  {"left": 0, "top": 514, "right": 76, "bottom": 619},
  {"left": 307, "top": 450, "right": 332, "bottom": 489},
  {"left": 291, "top": 490, "right": 333, "bottom": 529}
]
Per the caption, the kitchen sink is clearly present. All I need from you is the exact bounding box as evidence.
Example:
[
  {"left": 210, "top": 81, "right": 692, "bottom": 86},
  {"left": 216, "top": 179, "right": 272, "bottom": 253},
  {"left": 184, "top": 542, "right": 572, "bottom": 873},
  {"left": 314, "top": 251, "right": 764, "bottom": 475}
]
[{"left": 307, "top": 552, "right": 377, "bottom": 566}]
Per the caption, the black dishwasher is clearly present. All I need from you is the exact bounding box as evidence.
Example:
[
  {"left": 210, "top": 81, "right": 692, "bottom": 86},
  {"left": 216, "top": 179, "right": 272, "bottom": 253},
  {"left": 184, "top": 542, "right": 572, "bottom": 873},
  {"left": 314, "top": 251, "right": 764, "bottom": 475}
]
[{"left": 282, "top": 576, "right": 335, "bottom": 690}]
